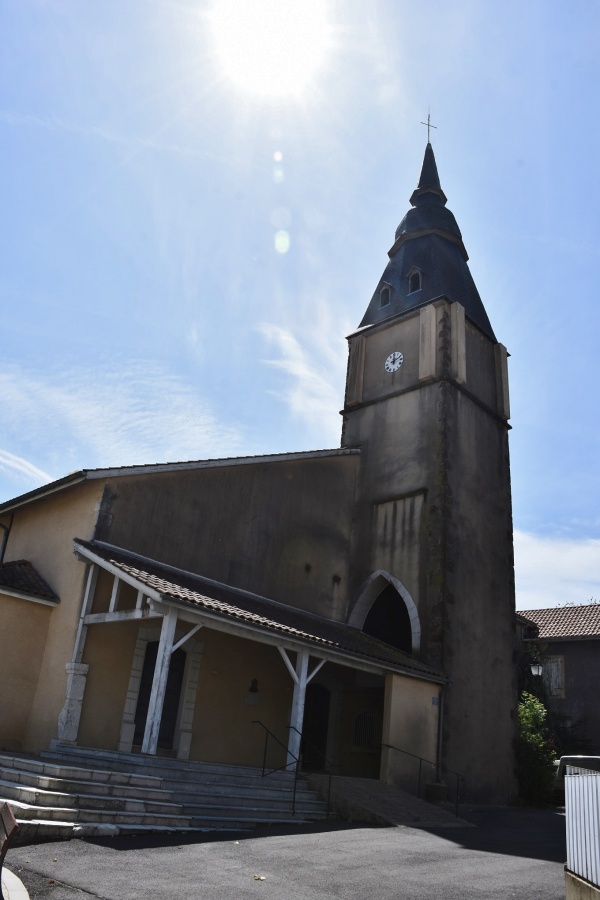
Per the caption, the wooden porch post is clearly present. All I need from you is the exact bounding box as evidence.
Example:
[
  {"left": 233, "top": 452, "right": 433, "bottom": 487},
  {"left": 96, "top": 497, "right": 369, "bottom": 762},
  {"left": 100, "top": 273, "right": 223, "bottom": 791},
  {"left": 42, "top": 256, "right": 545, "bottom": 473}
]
[
  {"left": 141, "top": 605, "right": 178, "bottom": 755},
  {"left": 287, "top": 650, "right": 309, "bottom": 767},
  {"left": 278, "top": 648, "right": 327, "bottom": 769}
]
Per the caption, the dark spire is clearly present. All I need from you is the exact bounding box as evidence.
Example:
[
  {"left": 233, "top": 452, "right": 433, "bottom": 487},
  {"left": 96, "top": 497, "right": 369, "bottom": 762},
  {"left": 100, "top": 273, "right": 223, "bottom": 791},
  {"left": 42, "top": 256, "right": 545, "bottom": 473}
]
[
  {"left": 410, "top": 143, "right": 447, "bottom": 206},
  {"left": 358, "top": 143, "right": 496, "bottom": 341}
]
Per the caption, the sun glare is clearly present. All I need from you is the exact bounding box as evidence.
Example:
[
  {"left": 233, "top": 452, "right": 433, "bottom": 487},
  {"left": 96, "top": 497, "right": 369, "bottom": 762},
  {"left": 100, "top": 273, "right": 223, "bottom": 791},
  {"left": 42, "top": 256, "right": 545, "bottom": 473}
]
[{"left": 210, "top": 0, "right": 332, "bottom": 98}]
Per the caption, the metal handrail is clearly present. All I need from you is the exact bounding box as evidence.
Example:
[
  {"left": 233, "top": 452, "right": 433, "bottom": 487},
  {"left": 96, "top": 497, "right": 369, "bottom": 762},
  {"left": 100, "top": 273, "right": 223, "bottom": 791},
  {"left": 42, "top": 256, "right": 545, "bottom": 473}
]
[
  {"left": 287, "top": 725, "right": 336, "bottom": 815},
  {"left": 252, "top": 720, "right": 300, "bottom": 815},
  {"left": 381, "top": 742, "right": 464, "bottom": 817}
]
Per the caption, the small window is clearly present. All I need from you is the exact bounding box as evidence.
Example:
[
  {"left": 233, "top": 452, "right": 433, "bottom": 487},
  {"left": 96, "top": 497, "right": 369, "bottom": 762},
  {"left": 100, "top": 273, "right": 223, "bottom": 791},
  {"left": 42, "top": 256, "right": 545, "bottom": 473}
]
[
  {"left": 408, "top": 271, "right": 421, "bottom": 294},
  {"left": 379, "top": 286, "right": 391, "bottom": 307},
  {"left": 353, "top": 711, "right": 382, "bottom": 750},
  {"left": 543, "top": 656, "right": 565, "bottom": 699}
]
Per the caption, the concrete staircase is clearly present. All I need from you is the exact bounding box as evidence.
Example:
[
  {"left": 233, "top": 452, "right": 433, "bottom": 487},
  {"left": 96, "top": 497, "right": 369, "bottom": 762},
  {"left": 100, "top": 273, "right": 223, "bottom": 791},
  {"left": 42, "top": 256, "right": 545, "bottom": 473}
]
[{"left": 0, "top": 745, "right": 328, "bottom": 841}]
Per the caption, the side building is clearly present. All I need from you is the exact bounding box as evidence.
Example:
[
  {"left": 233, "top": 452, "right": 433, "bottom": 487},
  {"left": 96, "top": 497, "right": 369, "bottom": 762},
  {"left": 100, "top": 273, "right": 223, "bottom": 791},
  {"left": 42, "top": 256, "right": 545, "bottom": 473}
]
[{"left": 518, "top": 604, "right": 600, "bottom": 754}]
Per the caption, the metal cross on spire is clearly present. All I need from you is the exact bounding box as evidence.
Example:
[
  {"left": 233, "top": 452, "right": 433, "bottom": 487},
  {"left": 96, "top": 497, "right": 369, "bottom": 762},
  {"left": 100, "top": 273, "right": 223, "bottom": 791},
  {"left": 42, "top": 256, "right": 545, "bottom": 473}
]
[{"left": 421, "top": 110, "right": 437, "bottom": 143}]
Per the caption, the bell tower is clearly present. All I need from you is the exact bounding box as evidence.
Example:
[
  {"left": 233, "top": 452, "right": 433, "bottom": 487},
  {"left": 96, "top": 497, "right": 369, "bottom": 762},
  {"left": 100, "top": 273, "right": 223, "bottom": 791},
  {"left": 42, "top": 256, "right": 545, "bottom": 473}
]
[{"left": 342, "top": 143, "right": 516, "bottom": 801}]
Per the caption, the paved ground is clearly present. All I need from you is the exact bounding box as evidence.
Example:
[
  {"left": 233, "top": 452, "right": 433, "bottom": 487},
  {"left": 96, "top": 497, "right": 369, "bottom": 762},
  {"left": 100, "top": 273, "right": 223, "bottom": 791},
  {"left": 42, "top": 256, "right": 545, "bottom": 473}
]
[{"left": 6, "top": 806, "right": 566, "bottom": 900}]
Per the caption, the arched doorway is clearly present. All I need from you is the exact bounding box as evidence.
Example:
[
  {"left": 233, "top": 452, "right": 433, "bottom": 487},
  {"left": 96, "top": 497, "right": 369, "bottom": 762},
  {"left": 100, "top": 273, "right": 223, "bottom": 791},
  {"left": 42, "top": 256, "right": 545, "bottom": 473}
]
[
  {"left": 133, "top": 642, "right": 187, "bottom": 750},
  {"left": 347, "top": 571, "right": 421, "bottom": 654},
  {"left": 362, "top": 583, "right": 412, "bottom": 653},
  {"left": 301, "top": 683, "right": 331, "bottom": 771}
]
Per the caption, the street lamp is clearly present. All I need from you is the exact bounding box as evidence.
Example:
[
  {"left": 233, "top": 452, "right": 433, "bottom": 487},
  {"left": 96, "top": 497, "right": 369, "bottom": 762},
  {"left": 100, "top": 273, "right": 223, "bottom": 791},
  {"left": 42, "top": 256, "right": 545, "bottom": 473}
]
[{"left": 529, "top": 658, "right": 543, "bottom": 677}]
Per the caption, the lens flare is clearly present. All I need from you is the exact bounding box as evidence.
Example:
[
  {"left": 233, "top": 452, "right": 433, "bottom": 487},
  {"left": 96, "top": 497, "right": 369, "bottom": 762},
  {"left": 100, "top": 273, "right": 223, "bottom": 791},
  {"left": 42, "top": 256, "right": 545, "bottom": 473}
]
[{"left": 274, "top": 230, "right": 290, "bottom": 253}]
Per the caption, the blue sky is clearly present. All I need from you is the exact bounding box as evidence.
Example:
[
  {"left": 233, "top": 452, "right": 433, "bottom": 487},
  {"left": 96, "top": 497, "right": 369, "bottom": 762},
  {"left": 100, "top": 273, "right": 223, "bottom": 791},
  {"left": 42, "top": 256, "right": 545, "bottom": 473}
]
[{"left": 1, "top": 0, "right": 599, "bottom": 609}]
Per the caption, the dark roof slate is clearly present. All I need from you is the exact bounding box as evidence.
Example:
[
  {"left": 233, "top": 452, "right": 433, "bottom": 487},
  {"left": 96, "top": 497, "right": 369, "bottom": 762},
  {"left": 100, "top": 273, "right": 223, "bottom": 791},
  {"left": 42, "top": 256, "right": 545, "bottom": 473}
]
[
  {"left": 409, "top": 142, "right": 447, "bottom": 205},
  {"left": 75, "top": 539, "right": 444, "bottom": 683},
  {"left": 0, "top": 560, "right": 59, "bottom": 603},
  {"left": 359, "top": 143, "right": 496, "bottom": 341},
  {"left": 517, "top": 605, "right": 600, "bottom": 639}
]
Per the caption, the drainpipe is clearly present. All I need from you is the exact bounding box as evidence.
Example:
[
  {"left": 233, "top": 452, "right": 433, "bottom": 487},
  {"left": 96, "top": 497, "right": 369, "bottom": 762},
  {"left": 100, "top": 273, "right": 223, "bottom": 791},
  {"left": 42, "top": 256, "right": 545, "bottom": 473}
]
[
  {"left": 436, "top": 683, "right": 446, "bottom": 782},
  {"left": 0, "top": 514, "right": 13, "bottom": 563}
]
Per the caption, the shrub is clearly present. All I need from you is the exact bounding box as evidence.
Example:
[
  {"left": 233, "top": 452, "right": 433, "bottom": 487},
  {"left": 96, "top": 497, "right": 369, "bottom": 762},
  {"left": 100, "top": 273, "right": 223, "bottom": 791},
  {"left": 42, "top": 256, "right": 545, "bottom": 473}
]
[{"left": 517, "top": 692, "right": 557, "bottom": 803}]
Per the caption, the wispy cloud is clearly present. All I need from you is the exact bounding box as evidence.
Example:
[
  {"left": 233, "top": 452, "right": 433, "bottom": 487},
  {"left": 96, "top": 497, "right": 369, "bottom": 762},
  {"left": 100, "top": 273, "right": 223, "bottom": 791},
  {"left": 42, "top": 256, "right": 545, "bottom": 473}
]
[
  {"left": 0, "top": 109, "right": 268, "bottom": 176},
  {"left": 0, "top": 359, "right": 241, "bottom": 498},
  {"left": 0, "top": 109, "right": 197, "bottom": 157},
  {"left": 258, "top": 321, "right": 345, "bottom": 444},
  {"left": 0, "top": 450, "right": 53, "bottom": 485},
  {"left": 515, "top": 529, "right": 600, "bottom": 610}
]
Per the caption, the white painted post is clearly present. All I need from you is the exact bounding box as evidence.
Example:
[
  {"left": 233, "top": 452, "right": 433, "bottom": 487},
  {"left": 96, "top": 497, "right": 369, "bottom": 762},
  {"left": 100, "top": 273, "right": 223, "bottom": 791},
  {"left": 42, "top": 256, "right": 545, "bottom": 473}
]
[
  {"left": 108, "top": 576, "right": 121, "bottom": 613},
  {"left": 141, "top": 606, "right": 178, "bottom": 755},
  {"left": 287, "top": 650, "right": 309, "bottom": 767},
  {"left": 72, "top": 564, "right": 98, "bottom": 664}
]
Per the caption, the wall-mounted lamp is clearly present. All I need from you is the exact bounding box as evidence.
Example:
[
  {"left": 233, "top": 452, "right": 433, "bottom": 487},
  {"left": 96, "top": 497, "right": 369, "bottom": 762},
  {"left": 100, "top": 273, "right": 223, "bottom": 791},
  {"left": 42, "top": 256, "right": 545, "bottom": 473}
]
[
  {"left": 530, "top": 659, "right": 543, "bottom": 677},
  {"left": 248, "top": 678, "right": 259, "bottom": 693}
]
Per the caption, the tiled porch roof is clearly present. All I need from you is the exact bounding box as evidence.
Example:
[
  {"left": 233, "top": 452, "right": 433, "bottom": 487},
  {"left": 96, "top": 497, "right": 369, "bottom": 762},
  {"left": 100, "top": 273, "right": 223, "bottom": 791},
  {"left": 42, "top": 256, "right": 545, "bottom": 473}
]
[
  {"left": 0, "top": 559, "right": 59, "bottom": 603},
  {"left": 74, "top": 539, "right": 445, "bottom": 683}
]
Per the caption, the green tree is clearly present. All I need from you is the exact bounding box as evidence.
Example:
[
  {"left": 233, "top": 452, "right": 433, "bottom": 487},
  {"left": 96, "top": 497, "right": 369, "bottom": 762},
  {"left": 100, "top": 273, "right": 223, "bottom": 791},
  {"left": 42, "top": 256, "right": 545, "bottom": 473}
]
[{"left": 517, "top": 692, "right": 557, "bottom": 803}]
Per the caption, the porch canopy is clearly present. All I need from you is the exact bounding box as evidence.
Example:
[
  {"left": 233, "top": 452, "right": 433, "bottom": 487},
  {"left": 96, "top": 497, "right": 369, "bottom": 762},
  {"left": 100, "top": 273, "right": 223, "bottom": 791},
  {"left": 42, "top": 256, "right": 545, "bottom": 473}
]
[{"left": 70, "top": 538, "right": 445, "bottom": 763}]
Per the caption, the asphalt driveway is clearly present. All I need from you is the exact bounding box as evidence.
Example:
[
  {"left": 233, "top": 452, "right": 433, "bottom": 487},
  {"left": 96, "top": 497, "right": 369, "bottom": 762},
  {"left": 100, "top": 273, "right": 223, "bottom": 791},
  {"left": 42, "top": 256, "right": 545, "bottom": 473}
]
[{"left": 7, "top": 806, "right": 566, "bottom": 900}]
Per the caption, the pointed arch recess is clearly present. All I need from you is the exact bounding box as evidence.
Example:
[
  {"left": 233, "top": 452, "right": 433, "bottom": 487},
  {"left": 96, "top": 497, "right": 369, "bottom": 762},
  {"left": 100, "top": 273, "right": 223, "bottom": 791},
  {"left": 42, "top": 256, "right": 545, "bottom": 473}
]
[{"left": 347, "top": 570, "right": 421, "bottom": 654}]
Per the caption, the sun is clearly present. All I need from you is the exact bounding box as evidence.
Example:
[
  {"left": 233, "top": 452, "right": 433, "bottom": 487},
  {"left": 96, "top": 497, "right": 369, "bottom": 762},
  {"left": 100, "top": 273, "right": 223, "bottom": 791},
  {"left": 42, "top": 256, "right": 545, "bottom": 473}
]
[{"left": 209, "top": 0, "right": 332, "bottom": 98}]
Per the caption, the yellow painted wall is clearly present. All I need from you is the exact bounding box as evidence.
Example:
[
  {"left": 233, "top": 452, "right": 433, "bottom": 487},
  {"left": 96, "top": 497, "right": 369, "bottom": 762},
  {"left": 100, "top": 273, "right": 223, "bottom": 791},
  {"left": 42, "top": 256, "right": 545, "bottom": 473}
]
[
  {"left": 190, "top": 630, "right": 293, "bottom": 769},
  {"left": 0, "top": 481, "right": 104, "bottom": 751},
  {"left": 0, "top": 593, "right": 53, "bottom": 751},
  {"left": 380, "top": 673, "right": 441, "bottom": 791},
  {"left": 77, "top": 619, "right": 141, "bottom": 749},
  {"left": 71, "top": 622, "right": 295, "bottom": 769}
]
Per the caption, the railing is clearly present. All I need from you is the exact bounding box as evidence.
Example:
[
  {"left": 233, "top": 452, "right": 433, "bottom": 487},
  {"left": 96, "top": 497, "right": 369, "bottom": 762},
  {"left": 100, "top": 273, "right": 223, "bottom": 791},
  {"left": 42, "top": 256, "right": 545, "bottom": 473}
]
[
  {"left": 564, "top": 762, "right": 600, "bottom": 888},
  {"left": 252, "top": 720, "right": 301, "bottom": 815},
  {"left": 381, "top": 743, "right": 464, "bottom": 817},
  {"left": 287, "top": 725, "right": 335, "bottom": 816},
  {"left": 252, "top": 721, "right": 337, "bottom": 817}
]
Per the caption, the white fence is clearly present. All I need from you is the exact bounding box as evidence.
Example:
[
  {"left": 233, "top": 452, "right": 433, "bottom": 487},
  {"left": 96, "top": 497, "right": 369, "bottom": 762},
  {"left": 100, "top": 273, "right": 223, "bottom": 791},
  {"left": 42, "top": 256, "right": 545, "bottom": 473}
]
[{"left": 565, "top": 764, "right": 600, "bottom": 888}]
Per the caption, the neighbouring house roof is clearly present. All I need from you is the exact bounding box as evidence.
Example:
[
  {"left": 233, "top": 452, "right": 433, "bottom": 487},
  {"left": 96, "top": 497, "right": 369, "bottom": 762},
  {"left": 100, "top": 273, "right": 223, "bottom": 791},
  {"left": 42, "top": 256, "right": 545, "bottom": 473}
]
[
  {"left": 74, "top": 539, "right": 445, "bottom": 684},
  {"left": 0, "top": 559, "right": 59, "bottom": 605},
  {"left": 0, "top": 448, "right": 361, "bottom": 514},
  {"left": 517, "top": 604, "right": 600, "bottom": 640}
]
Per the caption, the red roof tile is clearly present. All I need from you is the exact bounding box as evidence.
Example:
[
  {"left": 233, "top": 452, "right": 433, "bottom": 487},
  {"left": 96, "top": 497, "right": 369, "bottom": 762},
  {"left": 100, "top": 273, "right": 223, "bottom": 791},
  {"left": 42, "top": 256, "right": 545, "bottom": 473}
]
[
  {"left": 75, "top": 539, "right": 444, "bottom": 683},
  {"left": 516, "top": 604, "right": 600, "bottom": 639}
]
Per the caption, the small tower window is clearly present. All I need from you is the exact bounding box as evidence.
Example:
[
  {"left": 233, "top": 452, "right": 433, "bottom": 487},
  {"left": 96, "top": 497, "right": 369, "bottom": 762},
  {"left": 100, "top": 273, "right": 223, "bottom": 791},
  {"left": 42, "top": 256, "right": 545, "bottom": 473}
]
[
  {"left": 408, "top": 270, "right": 421, "bottom": 294},
  {"left": 379, "top": 286, "right": 391, "bottom": 307}
]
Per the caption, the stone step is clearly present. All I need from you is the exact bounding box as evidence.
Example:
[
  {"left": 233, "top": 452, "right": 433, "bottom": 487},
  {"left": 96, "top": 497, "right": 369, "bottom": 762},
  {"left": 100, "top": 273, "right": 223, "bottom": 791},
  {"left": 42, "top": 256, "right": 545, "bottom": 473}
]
[
  {"left": 0, "top": 780, "right": 183, "bottom": 815},
  {"left": 41, "top": 749, "right": 306, "bottom": 792},
  {"left": 169, "top": 789, "right": 325, "bottom": 812},
  {"left": 44, "top": 744, "right": 293, "bottom": 782},
  {"left": 0, "top": 760, "right": 319, "bottom": 807},
  {"left": 43, "top": 748, "right": 312, "bottom": 795},
  {"left": 10, "top": 797, "right": 315, "bottom": 830},
  {"left": 0, "top": 780, "right": 325, "bottom": 820},
  {"left": 0, "top": 754, "right": 163, "bottom": 789},
  {"left": 0, "top": 750, "right": 328, "bottom": 838},
  {"left": 7, "top": 798, "right": 193, "bottom": 828},
  {"left": 10, "top": 797, "right": 312, "bottom": 831},
  {"left": 0, "top": 763, "right": 171, "bottom": 802}
]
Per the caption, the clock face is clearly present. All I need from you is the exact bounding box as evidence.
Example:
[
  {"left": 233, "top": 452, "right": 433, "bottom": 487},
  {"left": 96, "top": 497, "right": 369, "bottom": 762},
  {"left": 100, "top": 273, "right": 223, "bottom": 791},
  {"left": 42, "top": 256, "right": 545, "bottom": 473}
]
[{"left": 384, "top": 351, "right": 404, "bottom": 373}]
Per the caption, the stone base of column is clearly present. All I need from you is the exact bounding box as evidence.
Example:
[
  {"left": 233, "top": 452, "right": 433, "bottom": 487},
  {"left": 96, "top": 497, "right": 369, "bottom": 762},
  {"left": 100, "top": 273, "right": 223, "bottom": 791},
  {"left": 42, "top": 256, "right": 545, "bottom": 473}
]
[{"left": 57, "top": 663, "right": 89, "bottom": 744}]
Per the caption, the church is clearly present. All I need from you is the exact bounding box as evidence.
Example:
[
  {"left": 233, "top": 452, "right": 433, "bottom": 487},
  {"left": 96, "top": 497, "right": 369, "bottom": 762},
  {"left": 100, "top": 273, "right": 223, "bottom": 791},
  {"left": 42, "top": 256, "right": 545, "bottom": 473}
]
[{"left": 0, "top": 143, "right": 518, "bottom": 803}]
